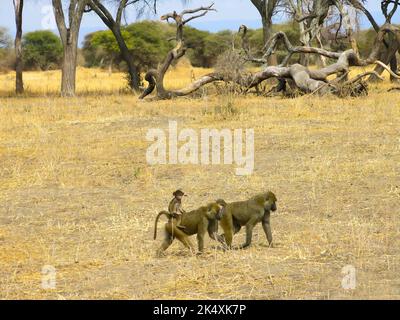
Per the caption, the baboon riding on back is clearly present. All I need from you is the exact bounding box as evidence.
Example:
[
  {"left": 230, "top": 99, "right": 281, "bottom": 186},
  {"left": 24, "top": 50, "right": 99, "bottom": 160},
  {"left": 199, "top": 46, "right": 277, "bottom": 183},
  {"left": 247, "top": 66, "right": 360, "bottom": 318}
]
[{"left": 153, "top": 201, "right": 224, "bottom": 256}]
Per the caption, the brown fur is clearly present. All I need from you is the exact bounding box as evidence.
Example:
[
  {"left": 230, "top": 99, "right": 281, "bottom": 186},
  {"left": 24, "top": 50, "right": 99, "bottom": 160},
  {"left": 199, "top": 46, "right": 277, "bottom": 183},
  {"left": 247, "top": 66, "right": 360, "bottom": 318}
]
[
  {"left": 216, "top": 191, "right": 278, "bottom": 249},
  {"left": 154, "top": 202, "right": 224, "bottom": 256}
]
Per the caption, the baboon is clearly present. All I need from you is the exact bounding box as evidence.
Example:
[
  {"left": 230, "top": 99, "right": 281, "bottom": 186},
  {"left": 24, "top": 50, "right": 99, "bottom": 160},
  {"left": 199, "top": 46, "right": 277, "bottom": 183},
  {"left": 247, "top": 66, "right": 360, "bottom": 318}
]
[
  {"left": 216, "top": 191, "right": 277, "bottom": 249},
  {"left": 168, "top": 189, "right": 187, "bottom": 230},
  {"left": 154, "top": 202, "right": 224, "bottom": 256}
]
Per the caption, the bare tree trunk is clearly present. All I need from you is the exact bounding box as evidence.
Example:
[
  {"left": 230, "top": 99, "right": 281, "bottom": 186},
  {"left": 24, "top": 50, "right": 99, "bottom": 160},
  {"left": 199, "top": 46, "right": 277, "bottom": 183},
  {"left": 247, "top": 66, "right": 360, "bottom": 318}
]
[
  {"left": 347, "top": 0, "right": 399, "bottom": 81},
  {"left": 250, "top": 0, "right": 279, "bottom": 65},
  {"left": 52, "top": 0, "right": 88, "bottom": 97},
  {"left": 287, "top": 0, "right": 310, "bottom": 65},
  {"left": 87, "top": 0, "right": 142, "bottom": 91},
  {"left": 61, "top": 41, "right": 78, "bottom": 96},
  {"left": 298, "top": 18, "right": 311, "bottom": 65},
  {"left": 262, "top": 17, "right": 277, "bottom": 65},
  {"left": 369, "top": 25, "right": 400, "bottom": 82},
  {"left": 140, "top": 4, "right": 216, "bottom": 99},
  {"left": 112, "top": 27, "right": 140, "bottom": 90},
  {"left": 348, "top": 0, "right": 380, "bottom": 32},
  {"left": 13, "top": 0, "right": 24, "bottom": 94},
  {"left": 371, "top": 39, "right": 399, "bottom": 82},
  {"left": 338, "top": 2, "right": 359, "bottom": 56},
  {"left": 390, "top": 55, "right": 399, "bottom": 82}
]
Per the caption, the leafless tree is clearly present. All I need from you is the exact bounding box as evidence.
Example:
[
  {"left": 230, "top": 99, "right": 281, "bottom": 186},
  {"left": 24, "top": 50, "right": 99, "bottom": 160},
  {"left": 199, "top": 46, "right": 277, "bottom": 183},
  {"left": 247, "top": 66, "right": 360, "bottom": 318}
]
[
  {"left": 52, "top": 0, "right": 89, "bottom": 96},
  {"left": 140, "top": 3, "right": 400, "bottom": 100},
  {"left": 13, "top": 0, "right": 24, "bottom": 94},
  {"left": 139, "top": 3, "right": 217, "bottom": 99},
  {"left": 349, "top": 0, "right": 400, "bottom": 81},
  {"left": 336, "top": 2, "right": 359, "bottom": 55}
]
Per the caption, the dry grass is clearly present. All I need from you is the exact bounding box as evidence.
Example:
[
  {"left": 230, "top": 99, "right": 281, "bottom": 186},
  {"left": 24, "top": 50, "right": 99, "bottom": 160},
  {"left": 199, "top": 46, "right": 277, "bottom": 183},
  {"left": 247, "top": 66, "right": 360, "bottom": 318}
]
[{"left": 0, "top": 65, "right": 399, "bottom": 300}]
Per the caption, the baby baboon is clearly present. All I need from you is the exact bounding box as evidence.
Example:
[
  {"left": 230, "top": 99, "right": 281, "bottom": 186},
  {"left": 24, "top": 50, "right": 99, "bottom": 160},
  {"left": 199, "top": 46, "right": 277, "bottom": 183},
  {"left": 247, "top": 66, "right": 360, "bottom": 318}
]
[
  {"left": 216, "top": 191, "right": 277, "bottom": 249},
  {"left": 154, "top": 202, "right": 224, "bottom": 256},
  {"left": 168, "top": 189, "right": 187, "bottom": 230}
]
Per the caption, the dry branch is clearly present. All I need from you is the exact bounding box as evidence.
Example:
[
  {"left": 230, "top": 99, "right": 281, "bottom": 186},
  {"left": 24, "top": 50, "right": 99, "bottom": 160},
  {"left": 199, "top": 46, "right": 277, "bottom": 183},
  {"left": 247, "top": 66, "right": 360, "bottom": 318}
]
[
  {"left": 139, "top": 3, "right": 216, "bottom": 99},
  {"left": 139, "top": 6, "right": 400, "bottom": 100}
]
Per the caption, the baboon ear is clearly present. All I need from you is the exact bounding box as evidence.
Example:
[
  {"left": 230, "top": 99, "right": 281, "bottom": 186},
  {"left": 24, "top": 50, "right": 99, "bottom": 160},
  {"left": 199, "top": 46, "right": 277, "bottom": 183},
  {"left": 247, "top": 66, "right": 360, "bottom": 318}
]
[{"left": 267, "top": 191, "right": 277, "bottom": 202}]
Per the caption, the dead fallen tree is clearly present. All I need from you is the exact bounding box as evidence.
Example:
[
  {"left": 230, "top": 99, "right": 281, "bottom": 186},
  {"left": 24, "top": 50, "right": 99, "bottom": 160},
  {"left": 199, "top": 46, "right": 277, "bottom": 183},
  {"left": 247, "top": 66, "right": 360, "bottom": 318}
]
[
  {"left": 139, "top": 4, "right": 400, "bottom": 100},
  {"left": 139, "top": 4, "right": 216, "bottom": 99}
]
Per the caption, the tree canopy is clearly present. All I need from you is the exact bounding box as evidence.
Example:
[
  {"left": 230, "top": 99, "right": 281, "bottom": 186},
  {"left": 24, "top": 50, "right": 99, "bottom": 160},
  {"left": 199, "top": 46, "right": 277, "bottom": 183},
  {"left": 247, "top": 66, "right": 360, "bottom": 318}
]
[{"left": 22, "top": 30, "right": 63, "bottom": 70}]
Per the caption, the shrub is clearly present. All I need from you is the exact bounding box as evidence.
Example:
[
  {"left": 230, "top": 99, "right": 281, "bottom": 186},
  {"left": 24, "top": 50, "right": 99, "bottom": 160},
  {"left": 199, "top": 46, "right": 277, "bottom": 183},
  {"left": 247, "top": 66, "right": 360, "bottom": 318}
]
[{"left": 22, "top": 30, "right": 63, "bottom": 70}]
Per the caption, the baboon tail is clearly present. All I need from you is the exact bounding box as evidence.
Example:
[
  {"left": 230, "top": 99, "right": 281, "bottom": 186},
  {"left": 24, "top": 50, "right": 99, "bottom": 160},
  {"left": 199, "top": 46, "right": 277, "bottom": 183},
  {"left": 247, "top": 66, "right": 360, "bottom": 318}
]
[{"left": 154, "top": 211, "right": 171, "bottom": 240}]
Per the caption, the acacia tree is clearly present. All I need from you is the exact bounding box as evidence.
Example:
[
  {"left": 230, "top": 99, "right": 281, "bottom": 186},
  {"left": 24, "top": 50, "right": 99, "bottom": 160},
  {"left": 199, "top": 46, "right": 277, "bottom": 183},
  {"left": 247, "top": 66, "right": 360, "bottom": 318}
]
[
  {"left": 52, "top": 0, "right": 89, "bottom": 96},
  {"left": 13, "top": 0, "right": 24, "bottom": 94},
  {"left": 87, "top": 0, "right": 157, "bottom": 91}
]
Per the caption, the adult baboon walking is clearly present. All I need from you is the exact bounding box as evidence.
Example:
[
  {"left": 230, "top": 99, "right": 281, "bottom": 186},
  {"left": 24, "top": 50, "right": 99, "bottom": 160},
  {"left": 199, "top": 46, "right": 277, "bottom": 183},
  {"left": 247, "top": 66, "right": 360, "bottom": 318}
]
[
  {"left": 154, "top": 202, "right": 224, "bottom": 256},
  {"left": 216, "top": 192, "right": 277, "bottom": 249}
]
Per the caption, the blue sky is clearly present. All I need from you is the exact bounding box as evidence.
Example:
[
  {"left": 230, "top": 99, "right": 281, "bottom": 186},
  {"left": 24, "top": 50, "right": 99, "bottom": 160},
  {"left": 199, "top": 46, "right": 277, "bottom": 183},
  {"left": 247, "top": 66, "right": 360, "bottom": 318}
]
[{"left": 0, "top": 0, "right": 395, "bottom": 46}]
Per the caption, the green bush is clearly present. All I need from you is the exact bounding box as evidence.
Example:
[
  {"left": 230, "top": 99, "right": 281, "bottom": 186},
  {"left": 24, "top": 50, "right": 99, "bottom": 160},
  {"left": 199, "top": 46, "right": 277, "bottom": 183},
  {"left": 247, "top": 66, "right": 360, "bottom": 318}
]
[
  {"left": 22, "top": 30, "right": 63, "bottom": 70},
  {"left": 83, "top": 21, "right": 173, "bottom": 72},
  {"left": 203, "top": 30, "right": 234, "bottom": 67},
  {"left": 81, "top": 20, "right": 381, "bottom": 69},
  {"left": 183, "top": 26, "right": 209, "bottom": 67},
  {"left": 83, "top": 22, "right": 235, "bottom": 70}
]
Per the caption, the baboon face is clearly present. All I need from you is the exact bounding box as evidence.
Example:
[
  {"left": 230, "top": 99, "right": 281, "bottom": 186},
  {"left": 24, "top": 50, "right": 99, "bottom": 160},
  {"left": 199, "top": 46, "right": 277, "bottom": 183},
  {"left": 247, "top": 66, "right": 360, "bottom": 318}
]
[
  {"left": 216, "top": 204, "right": 225, "bottom": 220},
  {"left": 264, "top": 200, "right": 275, "bottom": 212},
  {"left": 264, "top": 191, "right": 277, "bottom": 212},
  {"left": 207, "top": 203, "right": 225, "bottom": 220},
  {"left": 215, "top": 199, "right": 227, "bottom": 220}
]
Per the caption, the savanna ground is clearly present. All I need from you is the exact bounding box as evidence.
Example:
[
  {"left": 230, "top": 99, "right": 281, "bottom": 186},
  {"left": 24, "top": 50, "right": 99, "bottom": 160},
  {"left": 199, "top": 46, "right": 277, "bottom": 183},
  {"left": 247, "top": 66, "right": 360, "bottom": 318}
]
[{"left": 0, "top": 62, "right": 399, "bottom": 299}]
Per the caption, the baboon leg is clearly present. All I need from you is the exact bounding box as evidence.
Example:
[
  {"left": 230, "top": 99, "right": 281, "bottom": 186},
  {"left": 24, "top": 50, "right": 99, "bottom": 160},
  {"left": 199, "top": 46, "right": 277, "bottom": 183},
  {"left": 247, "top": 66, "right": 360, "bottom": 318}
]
[
  {"left": 262, "top": 212, "right": 273, "bottom": 247},
  {"left": 167, "top": 220, "right": 189, "bottom": 246},
  {"left": 224, "top": 232, "right": 233, "bottom": 249},
  {"left": 207, "top": 219, "right": 219, "bottom": 241},
  {"left": 173, "top": 227, "right": 195, "bottom": 253},
  {"left": 197, "top": 233, "right": 204, "bottom": 253},
  {"left": 157, "top": 233, "right": 174, "bottom": 257},
  {"left": 220, "top": 218, "right": 234, "bottom": 248},
  {"left": 216, "top": 218, "right": 240, "bottom": 243},
  {"left": 238, "top": 220, "right": 257, "bottom": 249},
  {"left": 197, "top": 222, "right": 208, "bottom": 253}
]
